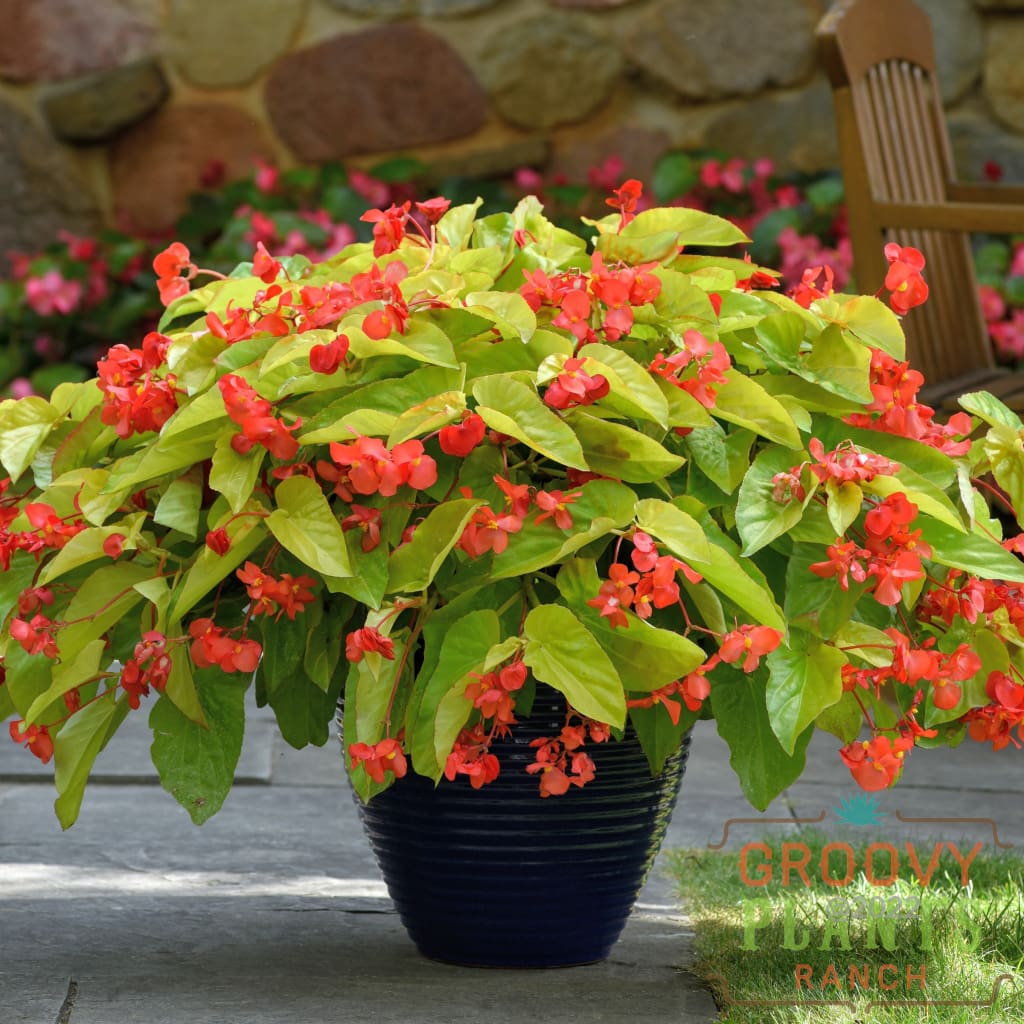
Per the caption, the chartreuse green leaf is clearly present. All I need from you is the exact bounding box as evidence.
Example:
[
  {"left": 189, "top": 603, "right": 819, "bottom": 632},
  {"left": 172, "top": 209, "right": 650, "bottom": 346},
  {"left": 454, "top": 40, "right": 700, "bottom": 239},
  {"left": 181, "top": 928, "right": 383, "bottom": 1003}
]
[
  {"left": 437, "top": 199, "right": 484, "bottom": 251},
  {"left": 556, "top": 560, "right": 705, "bottom": 692},
  {"left": 828, "top": 294, "right": 905, "bottom": 359},
  {"left": 711, "top": 662, "right": 813, "bottom": 811},
  {"left": 257, "top": 330, "right": 333, "bottom": 379},
  {"left": 491, "top": 479, "right": 636, "bottom": 580},
  {"left": 635, "top": 498, "right": 712, "bottom": 565},
  {"left": 57, "top": 563, "right": 152, "bottom": 664},
  {"left": 26, "top": 639, "right": 106, "bottom": 724},
  {"left": 407, "top": 609, "right": 500, "bottom": 779},
  {"left": 329, "top": 529, "right": 390, "bottom": 609},
  {"left": 464, "top": 291, "right": 536, "bottom": 342},
  {"left": 601, "top": 207, "right": 749, "bottom": 262},
  {"left": 473, "top": 375, "right": 587, "bottom": 469},
  {"left": 712, "top": 369, "right": 802, "bottom": 449},
  {"left": 804, "top": 323, "right": 873, "bottom": 403},
  {"left": 388, "top": 498, "right": 481, "bottom": 593},
  {"left": 164, "top": 642, "right": 207, "bottom": 726},
  {"left": 387, "top": 391, "right": 466, "bottom": 447},
  {"left": 38, "top": 512, "right": 147, "bottom": 585},
  {"left": 984, "top": 423, "right": 1024, "bottom": 521},
  {"left": 158, "top": 386, "right": 230, "bottom": 444},
  {"left": 832, "top": 620, "right": 894, "bottom": 668},
  {"left": 154, "top": 469, "right": 203, "bottom": 538},
  {"left": 656, "top": 376, "right": 715, "bottom": 430},
  {"left": 105, "top": 436, "right": 217, "bottom": 496},
  {"left": 0, "top": 396, "right": 62, "bottom": 481},
  {"left": 54, "top": 692, "right": 129, "bottom": 828},
  {"left": 299, "top": 364, "right": 464, "bottom": 440},
  {"left": 345, "top": 631, "right": 409, "bottom": 802},
  {"left": 169, "top": 502, "right": 268, "bottom": 622},
  {"left": 210, "top": 431, "right": 266, "bottom": 514},
  {"left": 575, "top": 343, "right": 669, "bottom": 429},
  {"left": 735, "top": 446, "right": 815, "bottom": 555},
  {"left": 766, "top": 636, "right": 846, "bottom": 755},
  {"left": 685, "top": 423, "right": 754, "bottom": 495},
  {"left": 656, "top": 498, "right": 788, "bottom": 633},
  {"left": 754, "top": 313, "right": 804, "bottom": 369},
  {"left": 921, "top": 519, "right": 1024, "bottom": 583},
  {"left": 825, "top": 479, "right": 864, "bottom": 536},
  {"left": 267, "top": 476, "right": 352, "bottom": 580},
  {"left": 523, "top": 605, "right": 625, "bottom": 727},
  {"left": 960, "top": 391, "right": 1022, "bottom": 430},
  {"left": 567, "top": 412, "right": 685, "bottom": 483},
  {"left": 346, "top": 320, "right": 459, "bottom": 369},
  {"left": 150, "top": 674, "right": 246, "bottom": 825}
]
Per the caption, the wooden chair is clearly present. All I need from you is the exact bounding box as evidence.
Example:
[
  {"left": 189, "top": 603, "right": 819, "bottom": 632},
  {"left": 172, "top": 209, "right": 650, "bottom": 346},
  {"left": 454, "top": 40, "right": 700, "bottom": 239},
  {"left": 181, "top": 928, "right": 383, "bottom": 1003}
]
[{"left": 817, "top": 0, "right": 1024, "bottom": 409}]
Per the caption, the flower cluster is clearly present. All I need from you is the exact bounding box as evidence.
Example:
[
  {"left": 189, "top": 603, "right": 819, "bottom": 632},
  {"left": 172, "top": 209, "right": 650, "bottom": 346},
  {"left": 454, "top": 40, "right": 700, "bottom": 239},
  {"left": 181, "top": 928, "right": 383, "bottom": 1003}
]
[
  {"left": 188, "top": 619, "right": 262, "bottom": 674},
  {"left": 526, "top": 713, "right": 610, "bottom": 798},
  {"left": 520, "top": 251, "right": 661, "bottom": 346},
  {"left": 320, "top": 436, "right": 437, "bottom": 499},
  {"left": 237, "top": 562, "right": 316, "bottom": 620},
  {"left": 218, "top": 373, "right": 302, "bottom": 461},
  {"left": 809, "top": 493, "right": 931, "bottom": 606},
  {"left": 6, "top": 174, "right": 1024, "bottom": 833},
  {"left": 587, "top": 531, "right": 700, "bottom": 628},
  {"left": 844, "top": 349, "right": 972, "bottom": 456},
  {"left": 0, "top": 500, "right": 85, "bottom": 572},
  {"left": 649, "top": 329, "right": 731, "bottom": 409},
  {"left": 96, "top": 332, "right": 180, "bottom": 439}
]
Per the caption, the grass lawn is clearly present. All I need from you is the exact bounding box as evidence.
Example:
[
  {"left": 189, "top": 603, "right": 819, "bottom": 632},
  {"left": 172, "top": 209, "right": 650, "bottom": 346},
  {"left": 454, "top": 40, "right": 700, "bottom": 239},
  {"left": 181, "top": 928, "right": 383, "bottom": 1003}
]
[{"left": 668, "top": 830, "right": 1024, "bottom": 1023}]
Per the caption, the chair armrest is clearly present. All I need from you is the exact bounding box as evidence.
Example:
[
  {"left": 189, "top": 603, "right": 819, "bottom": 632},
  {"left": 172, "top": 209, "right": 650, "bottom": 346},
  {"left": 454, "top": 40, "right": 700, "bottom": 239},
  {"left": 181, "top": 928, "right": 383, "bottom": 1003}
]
[
  {"left": 947, "top": 182, "right": 1024, "bottom": 207},
  {"left": 873, "top": 199, "right": 1024, "bottom": 234}
]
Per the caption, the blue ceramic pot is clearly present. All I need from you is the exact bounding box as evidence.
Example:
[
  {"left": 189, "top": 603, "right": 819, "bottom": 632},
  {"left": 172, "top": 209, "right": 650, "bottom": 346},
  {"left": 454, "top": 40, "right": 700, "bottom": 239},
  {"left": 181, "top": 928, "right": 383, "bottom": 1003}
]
[{"left": 350, "top": 685, "right": 690, "bottom": 967}]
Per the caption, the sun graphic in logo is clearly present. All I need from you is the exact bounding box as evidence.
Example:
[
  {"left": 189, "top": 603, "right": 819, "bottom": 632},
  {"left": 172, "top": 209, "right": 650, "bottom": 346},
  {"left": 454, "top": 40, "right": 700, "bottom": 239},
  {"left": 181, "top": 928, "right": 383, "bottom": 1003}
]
[{"left": 833, "top": 792, "right": 887, "bottom": 827}]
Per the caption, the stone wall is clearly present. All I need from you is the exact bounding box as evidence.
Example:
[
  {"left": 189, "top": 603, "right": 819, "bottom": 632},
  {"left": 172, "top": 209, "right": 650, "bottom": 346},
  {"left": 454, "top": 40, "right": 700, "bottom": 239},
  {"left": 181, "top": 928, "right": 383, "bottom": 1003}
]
[{"left": 2, "top": 0, "right": 1024, "bottom": 252}]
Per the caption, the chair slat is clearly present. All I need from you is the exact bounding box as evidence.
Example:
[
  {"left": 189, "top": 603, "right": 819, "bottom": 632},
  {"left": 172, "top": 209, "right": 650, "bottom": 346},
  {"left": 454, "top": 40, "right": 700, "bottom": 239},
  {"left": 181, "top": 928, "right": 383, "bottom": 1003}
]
[{"left": 818, "top": 0, "right": 1014, "bottom": 400}]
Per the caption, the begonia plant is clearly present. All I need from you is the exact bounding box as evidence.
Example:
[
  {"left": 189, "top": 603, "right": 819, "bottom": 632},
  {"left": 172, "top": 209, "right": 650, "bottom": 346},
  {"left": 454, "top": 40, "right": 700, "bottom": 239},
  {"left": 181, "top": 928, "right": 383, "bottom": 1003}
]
[{"left": 3, "top": 182, "right": 1024, "bottom": 828}]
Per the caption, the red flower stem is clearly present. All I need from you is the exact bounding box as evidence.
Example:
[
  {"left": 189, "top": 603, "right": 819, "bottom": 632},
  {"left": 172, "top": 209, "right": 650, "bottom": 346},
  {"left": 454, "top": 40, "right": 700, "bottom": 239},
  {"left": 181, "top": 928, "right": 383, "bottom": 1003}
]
[
  {"left": 383, "top": 596, "right": 434, "bottom": 734},
  {"left": 41, "top": 676, "right": 121, "bottom": 729},
  {"left": 851, "top": 688, "right": 877, "bottom": 732},
  {"left": 970, "top": 476, "right": 1017, "bottom": 517}
]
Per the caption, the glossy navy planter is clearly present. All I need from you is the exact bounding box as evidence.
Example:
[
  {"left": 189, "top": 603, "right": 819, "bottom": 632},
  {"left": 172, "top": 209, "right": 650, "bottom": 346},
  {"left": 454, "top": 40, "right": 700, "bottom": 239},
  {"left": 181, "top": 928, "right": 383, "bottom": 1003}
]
[{"left": 348, "top": 686, "right": 690, "bottom": 968}]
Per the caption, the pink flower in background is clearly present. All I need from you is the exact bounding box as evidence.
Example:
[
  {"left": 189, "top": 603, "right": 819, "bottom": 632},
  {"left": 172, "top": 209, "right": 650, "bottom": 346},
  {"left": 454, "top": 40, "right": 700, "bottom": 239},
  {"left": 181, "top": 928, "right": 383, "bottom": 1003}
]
[
  {"left": 319, "top": 222, "right": 356, "bottom": 257},
  {"left": 587, "top": 154, "right": 625, "bottom": 192},
  {"left": 701, "top": 157, "right": 746, "bottom": 193},
  {"left": 32, "top": 335, "right": 58, "bottom": 359},
  {"left": 253, "top": 158, "right": 280, "bottom": 194},
  {"left": 57, "top": 231, "right": 97, "bottom": 261},
  {"left": 1010, "top": 242, "right": 1024, "bottom": 279},
  {"left": 990, "top": 309, "right": 1024, "bottom": 361},
  {"left": 348, "top": 169, "right": 390, "bottom": 208},
  {"left": 24, "top": 269, "right": 83, "bottom": 316},
  {"left": 978, "top": 284, "right": 1006, "bottom": 323},
  {"left": 776, "top": 227, "right": 853, "bottom": 291},
  {"left": 514, "top": 167, "right": 544, "bottom": 193},
  {"left": 9, "top": 378, "right": 35, "bottom": 398},
  {"left": 244, "top": 209, "right": 278, "bottom": 247}
]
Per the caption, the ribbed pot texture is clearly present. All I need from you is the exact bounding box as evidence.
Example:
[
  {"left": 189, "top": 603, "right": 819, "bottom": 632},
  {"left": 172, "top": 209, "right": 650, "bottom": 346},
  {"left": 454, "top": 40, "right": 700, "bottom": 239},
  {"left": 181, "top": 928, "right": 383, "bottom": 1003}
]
[{"left": 347, "top": 685, "right": 690, "bottom": 968}]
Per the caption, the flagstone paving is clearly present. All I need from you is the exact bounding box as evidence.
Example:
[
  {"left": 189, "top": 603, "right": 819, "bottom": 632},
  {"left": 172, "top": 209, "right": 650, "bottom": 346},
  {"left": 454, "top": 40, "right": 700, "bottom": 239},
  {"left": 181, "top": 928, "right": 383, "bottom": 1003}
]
[{"left": 1, "top": 708, "right": 1019, "bottom": 1024}]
